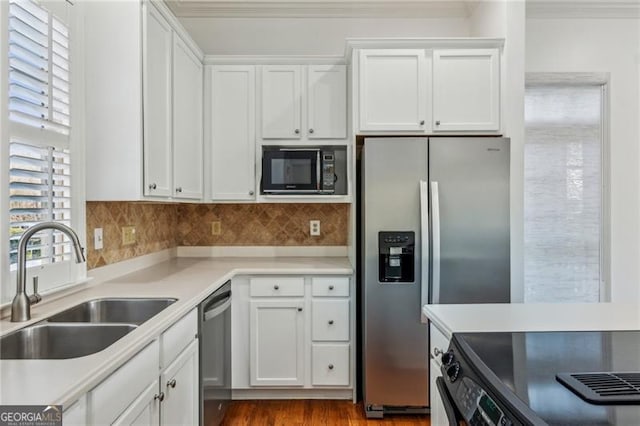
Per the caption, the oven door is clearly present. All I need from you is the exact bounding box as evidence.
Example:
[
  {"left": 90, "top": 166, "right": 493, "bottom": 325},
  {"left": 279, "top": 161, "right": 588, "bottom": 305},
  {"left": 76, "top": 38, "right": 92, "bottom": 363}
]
[
  {"left": 436, "top": 376, "right": 467, "bottom": 426},
  {"left": 262, "top": 149, "right": 320, "bottom": 193}
]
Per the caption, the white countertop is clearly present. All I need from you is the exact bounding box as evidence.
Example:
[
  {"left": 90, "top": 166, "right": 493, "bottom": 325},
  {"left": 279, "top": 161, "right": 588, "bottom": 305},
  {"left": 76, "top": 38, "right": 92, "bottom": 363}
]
[
  {"left": 0, "top": 256, "right": 352, "bottom": 407},
  {"left": 423, "top": 303, "right": 640, "bottom": 339}
]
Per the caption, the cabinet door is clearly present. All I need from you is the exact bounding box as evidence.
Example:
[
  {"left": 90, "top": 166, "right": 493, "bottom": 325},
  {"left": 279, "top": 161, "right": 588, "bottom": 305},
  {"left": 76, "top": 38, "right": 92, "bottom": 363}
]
[
  {"left": 173, "top": 35, "right": 203, "bottom": 200},
  {"left": 112, "top": 380, "right": 160, "bottom": 426},
  {"left": 143, "top": 3, "right": 173, "bottom": 197},
  {"left": 261, "top": 65, "right": 302, "bottom": 139},
  {"left": 359, "top": 49, "right": 428, "bottom": 132},
  {"left": 63, "top": 396, "right": 87, "bottom": 426},
  {"left": 210, "top": 66, "right": 256, "bottom": 200},
  {"left": 429, "top": 358, "right": 447, "bottom": 426},
  {"left": 307, "top": 65, "right": 347, "bottom": 139},
  {"left": 432, "top": 49, "right": 500, "bottom": 132},
  {"left": 161, "top": 340, "right": 199, "bottom": 426},
  {"left": 249, "top": 300, "right": 305, "bottom": 386}
]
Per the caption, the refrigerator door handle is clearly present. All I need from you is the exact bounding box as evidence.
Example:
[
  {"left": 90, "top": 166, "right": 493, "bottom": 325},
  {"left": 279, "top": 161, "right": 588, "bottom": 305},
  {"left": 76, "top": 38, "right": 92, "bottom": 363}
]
[
  {"left": 431, "top": 181, "right": 441, "bottom": 304},
  {"left": 419, "top": 180, "right": 429, "bottom": 322}
]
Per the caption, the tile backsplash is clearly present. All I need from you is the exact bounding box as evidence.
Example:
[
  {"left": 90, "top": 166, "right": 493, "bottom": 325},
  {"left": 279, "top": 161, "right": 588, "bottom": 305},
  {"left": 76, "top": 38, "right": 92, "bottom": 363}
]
[{"left": 86, "top": 202, "right": 350, "bottom": 269}]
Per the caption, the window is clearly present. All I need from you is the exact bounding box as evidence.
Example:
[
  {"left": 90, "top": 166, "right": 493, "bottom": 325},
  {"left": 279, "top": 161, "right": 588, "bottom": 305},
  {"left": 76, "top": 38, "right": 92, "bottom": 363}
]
[
  {"left": 3, "top": 0, "right": 78, "bottom": 303},
  {"left": 524, "top": 83, "right": 606, "bottom": 303}
]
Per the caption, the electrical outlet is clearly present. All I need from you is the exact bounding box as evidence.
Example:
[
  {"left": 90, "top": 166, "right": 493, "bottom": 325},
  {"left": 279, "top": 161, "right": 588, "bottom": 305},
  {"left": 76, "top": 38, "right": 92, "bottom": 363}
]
[
  {"left": 94, "top": 228, "right": 103, "bottom": 250},
  {"left": 122, "top": 226, "right": 136, "bottom": 245},
  {"left": 211, "top": 221, "right": 221, "bottom": 236},
  {"left": 310, "top": 220, "right": 320, "bottom": 236}
]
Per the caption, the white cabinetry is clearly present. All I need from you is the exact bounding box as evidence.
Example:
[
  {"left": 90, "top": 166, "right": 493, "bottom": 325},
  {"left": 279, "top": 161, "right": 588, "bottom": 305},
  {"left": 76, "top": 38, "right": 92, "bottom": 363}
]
[
  {"left": 232, "top": 275, "right": 354, "bottom": 398},
  {"left": 358, "top": 49, "right": 429, "bottom": 132},
  {"left": 63, "top": 395, "right": 87, "bottom": 426},
  {"left": 432, "top": 49, "right": 500, "bottom": 132},
  {"left": 260, "top": 64, "right": 347, "bottom": 141},
  {"left": 429, "top": 323, "right": 450, "bottom": 426},
  {"left": 90, "top": 310, "right": 199, "bottom": 426},
  {"left": 172, "top": 36, "right": 204, "bottom": 199},
  {"left": 209, "top": 66, "right": 256, "bottom": 201},
  {"left": 84, "top": 1, "right": 203, "bottom": 201}
]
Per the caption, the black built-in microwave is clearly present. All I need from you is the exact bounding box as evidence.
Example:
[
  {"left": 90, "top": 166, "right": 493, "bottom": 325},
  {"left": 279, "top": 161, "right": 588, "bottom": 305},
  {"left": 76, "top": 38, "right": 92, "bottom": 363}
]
[{"left": 261, "top": 147, "right": 336, "bottom": 194}]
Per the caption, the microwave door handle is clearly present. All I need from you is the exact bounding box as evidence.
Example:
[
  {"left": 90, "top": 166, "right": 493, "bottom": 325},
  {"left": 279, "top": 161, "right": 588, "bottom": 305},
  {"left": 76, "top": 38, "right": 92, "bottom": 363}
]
[{"left": 317, "top": 150, "right": 321, "bottom": 191}]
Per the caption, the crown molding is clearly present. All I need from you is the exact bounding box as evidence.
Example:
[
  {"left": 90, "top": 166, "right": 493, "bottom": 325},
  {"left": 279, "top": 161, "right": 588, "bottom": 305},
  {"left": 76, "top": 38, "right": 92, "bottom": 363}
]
[
  {"left": 164, "top": 0, "right": 472, "bottom": 19},
  {"left": 203, "top": 55, "right": 346, "bottom": 65},
  {"left": 526, "top": 1, "right": 640, "bottom": 19}
]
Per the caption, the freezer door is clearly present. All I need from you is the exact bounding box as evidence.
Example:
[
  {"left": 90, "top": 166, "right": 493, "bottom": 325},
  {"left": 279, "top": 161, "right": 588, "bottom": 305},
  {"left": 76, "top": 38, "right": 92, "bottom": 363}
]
[
  {"left": 362, "top": 138, "right": 429, "bottom": 409},
  {"left": 429, "top": 137, "right": 510, "bottom": 304}
]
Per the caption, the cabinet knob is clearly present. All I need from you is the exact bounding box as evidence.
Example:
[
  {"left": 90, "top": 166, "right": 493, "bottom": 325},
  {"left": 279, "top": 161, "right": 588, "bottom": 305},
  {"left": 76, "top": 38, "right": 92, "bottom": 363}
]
[
  {"left": 294, "top": 129, "right": 300, "bottom": 135},
  {"left": 420, "top": 120, "right": 425, "bottom": 125},
  {"left": 328, "top": 320, "right": 334, "bottom": 325},
  {"left": 154, "top": 392, "right": 165, "bottom": 402},
  {"left": 328, "top": 285, "right": 334, "bottom": 290},
  {"left": 297, "top": 307, "right": 303, "bottom": 312},
  {"left": 274, "top": 285, "right": 279, "bottom": 290},
  {"left": 328, "top": 364, "right": 334, "bottom": 370},
  {"left": 176, "top": 187, "right": 182, "bottom": 193},
  {"left": 309, "top": 128, "right": 314, "bottom": 134},
  {"left": 148, "top": 183, "right": 157, "bottom": 190},
  {"left": 249, "top": 190, "right": 255, "bottom": 196},
  {"left": 435, "top": 120, "right": 441, "bottom": 126},
  {"left": 167, "top": 379, "right": 177, "bottom": 388}
]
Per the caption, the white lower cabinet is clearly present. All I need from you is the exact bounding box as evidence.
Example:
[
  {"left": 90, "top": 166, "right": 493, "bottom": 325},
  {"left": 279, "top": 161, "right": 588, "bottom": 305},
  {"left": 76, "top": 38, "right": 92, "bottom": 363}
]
[
  {"left": 429, "top": 323, "right": 451, "bottom": 426},
  {"left": 89, "top": 309, "right": 199, "bottom": 426},
  {"left": 249, "top": 300, "right": 305, "bottom": 386},
  {"left": 63, "top": 395, "right": 87, "bottom": 426},
  {"left": 233, "top": 275, "right": 354, "bottom": 397}
]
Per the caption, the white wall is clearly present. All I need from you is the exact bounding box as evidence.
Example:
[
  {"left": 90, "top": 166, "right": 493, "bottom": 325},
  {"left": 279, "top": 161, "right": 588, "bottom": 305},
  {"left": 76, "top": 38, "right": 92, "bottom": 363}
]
[
  {"left": 178, "top": 17, "right": 470, "bottom": 55},
  {"left": 469, "top": 1, "right": 526, "bottom": 302},
  {"left": 526, "top": 18, "right": 640, "bottom": 303}
]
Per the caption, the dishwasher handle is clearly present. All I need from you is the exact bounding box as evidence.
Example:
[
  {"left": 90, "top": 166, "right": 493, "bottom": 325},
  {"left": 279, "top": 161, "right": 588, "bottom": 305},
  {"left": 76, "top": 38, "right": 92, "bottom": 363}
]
[{"left": 203, "top": 296, "right": 231, "bottom": 322}]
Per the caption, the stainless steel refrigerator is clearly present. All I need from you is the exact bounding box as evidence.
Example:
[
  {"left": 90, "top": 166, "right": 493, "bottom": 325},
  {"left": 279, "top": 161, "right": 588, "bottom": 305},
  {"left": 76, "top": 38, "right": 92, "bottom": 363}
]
[{"left": 361, "top": 137, "right": 510, "bottom": 418}]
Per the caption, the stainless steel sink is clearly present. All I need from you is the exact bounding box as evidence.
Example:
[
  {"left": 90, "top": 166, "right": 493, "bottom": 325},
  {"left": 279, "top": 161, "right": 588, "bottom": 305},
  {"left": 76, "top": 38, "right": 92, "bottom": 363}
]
[
  {"left": 0, "top": 323, "right": 137, "bottom": 360},
  {"left": 46, "top": 297, "right": 177, "bottom": 325}
]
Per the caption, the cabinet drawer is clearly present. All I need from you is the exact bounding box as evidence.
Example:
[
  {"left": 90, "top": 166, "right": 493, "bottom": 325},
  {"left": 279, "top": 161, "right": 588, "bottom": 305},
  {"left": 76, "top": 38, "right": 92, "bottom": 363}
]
[
  {"left": 90, "top": 340, "right": 159, "bottom": 425},
  {"left": 311, "top": 277, "right": 349, "bottom": 297},
  {"left": 162, "top": 309, "right": 197, "bottom": 367},
  {"left": 312, "top": 299, "right": 349, "bottom": 342},
  {"left": 250, "top": 277, "right": 304, "bottom": 297},
  {"left": 429, "top": 323, "right": 450, "bottom": 367},
  {"left": 311, "top": 344, "right": 350, "bottom": 386}
]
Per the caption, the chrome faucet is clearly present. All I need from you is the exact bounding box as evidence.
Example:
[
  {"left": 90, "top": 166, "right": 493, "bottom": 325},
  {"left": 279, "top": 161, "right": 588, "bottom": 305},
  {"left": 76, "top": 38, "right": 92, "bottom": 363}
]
[{"left": 11, "top": 222, "right": 86, "bottom": 322}]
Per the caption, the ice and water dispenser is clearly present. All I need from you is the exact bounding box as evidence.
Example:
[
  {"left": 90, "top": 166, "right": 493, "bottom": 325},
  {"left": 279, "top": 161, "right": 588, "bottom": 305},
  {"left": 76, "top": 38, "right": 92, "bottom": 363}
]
[{"left": 378, "top": 231, "right": 415, "bottom": 283}]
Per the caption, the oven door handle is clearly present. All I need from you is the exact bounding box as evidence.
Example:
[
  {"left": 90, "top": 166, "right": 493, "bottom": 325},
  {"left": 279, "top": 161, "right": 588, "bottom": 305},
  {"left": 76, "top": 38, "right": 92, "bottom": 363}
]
[
  {"left": 203, "top": 296, "right": 231, "bottom": 322},
  {"left": 436, "top": 376, "right": 464, "bottom": 426}
]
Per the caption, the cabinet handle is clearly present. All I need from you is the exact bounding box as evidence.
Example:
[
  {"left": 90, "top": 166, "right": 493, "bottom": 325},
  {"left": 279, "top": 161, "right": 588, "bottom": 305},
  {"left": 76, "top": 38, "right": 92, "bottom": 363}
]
[
  {"left": 274, "top": 285, "right": 279, "bottom": 290},
  {"left": 435, "top": 120, "right": 441, "bottom": 126},
  {"left": 175, "top": 187, "right": 183, "bottom": 193},
  {"left": 328, "top": 364, "right": 334, "bottom": 370},
  {"left": 297, "top": 307, "right": 303, "bottom": 312},
  {"left": 328, "top": 320, "right": 334, "bottom": 325},
  {"left": 154, "top": 392, "right": 165, "bottom": 402},
  {"left": 294, "top": 129, "right": 300, "bottom": 135},
  {"left": 309, "top": 128, "right": 314, "bottom": 134},
  {"left": 167, "top": 379, "right": 177, "bottom": 388},
  {"left": 148, "top": 183, "right": 157, "bottom": 190},
  {"left": 249, "top": 190, "right": 255, "bottom": 196},
  {"left": 328, "top": 285, "right": 334, "bottom": 290},
  {"left": 420, "top": 120, "right": 425, "bottom": 125}
]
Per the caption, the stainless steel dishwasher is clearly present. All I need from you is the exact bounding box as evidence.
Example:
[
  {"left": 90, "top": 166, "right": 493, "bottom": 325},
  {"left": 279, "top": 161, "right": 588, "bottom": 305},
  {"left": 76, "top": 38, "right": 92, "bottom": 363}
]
[{"left": 199, "top": 280, "right": 231, "bottom": 425}]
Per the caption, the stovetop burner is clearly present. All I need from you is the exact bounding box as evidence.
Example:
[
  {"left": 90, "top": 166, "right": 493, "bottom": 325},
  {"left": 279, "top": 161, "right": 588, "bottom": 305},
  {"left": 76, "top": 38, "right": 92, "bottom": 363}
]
[{"left": 556, "top": 372, "right": 640, "bottom": 405}]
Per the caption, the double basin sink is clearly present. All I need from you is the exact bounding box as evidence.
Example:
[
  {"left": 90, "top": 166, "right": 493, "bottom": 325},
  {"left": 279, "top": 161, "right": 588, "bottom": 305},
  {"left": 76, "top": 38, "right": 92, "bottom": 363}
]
[{"left": 0, "top": 298, "right": 177, "bottom": 360}]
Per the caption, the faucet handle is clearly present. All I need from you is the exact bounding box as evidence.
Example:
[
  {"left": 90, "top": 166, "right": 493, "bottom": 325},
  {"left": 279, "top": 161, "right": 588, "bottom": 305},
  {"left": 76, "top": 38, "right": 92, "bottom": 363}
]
[{"left": 29, "top": 276, "right": 42, "bottom": 304}]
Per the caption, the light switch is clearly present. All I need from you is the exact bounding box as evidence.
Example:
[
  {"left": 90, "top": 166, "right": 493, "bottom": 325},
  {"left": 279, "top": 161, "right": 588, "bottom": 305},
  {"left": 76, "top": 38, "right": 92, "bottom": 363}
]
[{"left": 94, "top": 228, "right": 103, "bottom": 250}]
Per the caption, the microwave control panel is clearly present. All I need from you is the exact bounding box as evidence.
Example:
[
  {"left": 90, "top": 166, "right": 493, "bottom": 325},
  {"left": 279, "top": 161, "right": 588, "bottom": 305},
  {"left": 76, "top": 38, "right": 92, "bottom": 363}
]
[{"left": 322, "top": 152, "right": 335, "bottom": 193}]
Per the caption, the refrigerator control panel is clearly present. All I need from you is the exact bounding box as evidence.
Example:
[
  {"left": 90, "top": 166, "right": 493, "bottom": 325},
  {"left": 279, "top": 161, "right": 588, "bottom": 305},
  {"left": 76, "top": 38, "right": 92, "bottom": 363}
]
[{"left": 378, "top": 231, "right": 415, "bottom": 283}]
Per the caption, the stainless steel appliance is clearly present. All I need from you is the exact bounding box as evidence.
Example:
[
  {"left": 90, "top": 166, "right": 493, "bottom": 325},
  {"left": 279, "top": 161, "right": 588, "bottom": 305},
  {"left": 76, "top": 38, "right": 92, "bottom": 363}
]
[
  {"left": 361, "top": 137, "right": 510, "bottom": 418},
  {"left": 439, "top": 331, "right": 640, "bottom": 425},
  {"left": 261, "top": 147, "right": 336, "bottom": 194},
  {"left": 199, "top": 281, "right": 231, "bottom": 425}
]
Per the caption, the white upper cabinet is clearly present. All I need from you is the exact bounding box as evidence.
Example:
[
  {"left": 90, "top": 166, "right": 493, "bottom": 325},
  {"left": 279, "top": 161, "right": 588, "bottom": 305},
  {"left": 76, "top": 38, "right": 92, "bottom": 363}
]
[
  {"left": 143, "top": 4, "right": 173, "bottom": 198},
  {"left": 210, "top": 65, "right": 256, "bottom": 201},
  {"left": 432, "top": 48, "right": 500, "bottom": 132},
  {"left": 172, "top": 35, "right": 203, "bottom": 200},
  {"left": 307, "top": 65, "right": 347, "bottom": 139},
  {"left": 358, "top": 49, "right": 428, "bottom": 132},
  {"left": 261, "top": 65, "right": 303, "bottom": 139}
]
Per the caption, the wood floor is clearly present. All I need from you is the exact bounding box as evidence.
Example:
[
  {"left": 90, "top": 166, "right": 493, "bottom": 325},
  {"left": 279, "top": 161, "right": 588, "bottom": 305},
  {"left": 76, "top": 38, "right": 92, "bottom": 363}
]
[{"left": 219, "top": 400, "right": 430, "bottom": 425}]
